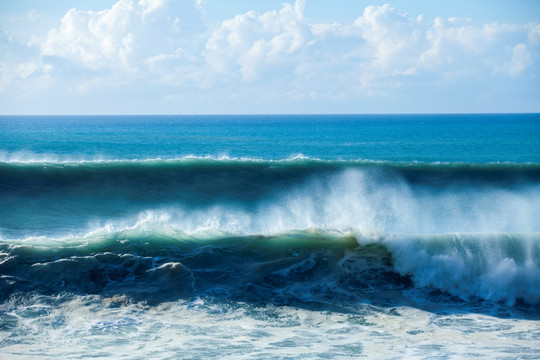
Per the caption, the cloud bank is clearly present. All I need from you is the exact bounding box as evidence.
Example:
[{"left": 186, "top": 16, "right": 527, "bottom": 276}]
[{"left": 1, "top": 0, "right": 539, "bottom": 113}]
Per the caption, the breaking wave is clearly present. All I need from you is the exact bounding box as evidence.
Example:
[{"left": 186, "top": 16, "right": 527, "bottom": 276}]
[{"left": 1, "top": 158, "right": 539, "bottom": 306}]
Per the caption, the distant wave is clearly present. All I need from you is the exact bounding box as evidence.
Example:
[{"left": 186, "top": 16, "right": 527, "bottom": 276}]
[
  {"left": 0, "top": 151, "right": 317, "bottom": 164},
  {"left": 2, "top": 155, "right": 539, "bottom": 182}
]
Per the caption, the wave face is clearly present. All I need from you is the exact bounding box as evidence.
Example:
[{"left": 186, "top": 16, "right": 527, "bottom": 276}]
[
  {"left": 1, "top": 158, "right": 539, "bottom": 306},
  {"left": 1, "top": 159, "right": 539, "bottom": 235}
]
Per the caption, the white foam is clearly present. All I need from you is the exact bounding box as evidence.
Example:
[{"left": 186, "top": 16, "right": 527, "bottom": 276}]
[
  {"left": 0, "top": 150, "right": 113, "bottom": 164},
  {"left": 385, "top": 233, "right": 540, "bottom": 305},
  {"left": 1, "top": 295, "right": 538, "bottom": 359},
  {"left": 0, "top": 151, "right": 309, "bottom": 164}
]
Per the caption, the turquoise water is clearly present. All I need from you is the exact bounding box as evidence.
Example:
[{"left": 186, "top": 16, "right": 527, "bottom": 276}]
[
  {"left": 1, "top": 114, "right": 539, "bottom": 162},
  {"left": 0, "top": 114, "right": 539, "bottom": 359}
]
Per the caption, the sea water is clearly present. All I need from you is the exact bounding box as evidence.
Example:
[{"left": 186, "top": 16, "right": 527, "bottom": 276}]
[{"left": 0, "top": 114, "right": 539, "bottom": 359}]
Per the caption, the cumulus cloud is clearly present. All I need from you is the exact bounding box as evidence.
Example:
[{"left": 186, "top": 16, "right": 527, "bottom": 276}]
[
  {"left": 30, "top": 1, "right": 540, "bottom": 85},
  {"left": 1, "top": 0, "right": 539, "bottom": 112},
  {"left": 505, "top": 43, "right": 533, "bottom": 76},
  {"left": 40, "top": 0, "right": 203, "bottom": 73},
  {"left": 204, "top": 0, "right": 310, "bottom": 80},
  {"left": 203, "top": 2, "right": 538, "bottom": 94},
  {"left": 345, "top": 5, "right": 536, "bottom": 83},
  {"left": 351, "top": 4, "right": 425, "bottom": 73}
]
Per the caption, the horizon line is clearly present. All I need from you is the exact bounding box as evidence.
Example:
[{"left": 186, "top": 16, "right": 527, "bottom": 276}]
[{"left": 1, "top": 112, "right": 539, "bottom": 117}]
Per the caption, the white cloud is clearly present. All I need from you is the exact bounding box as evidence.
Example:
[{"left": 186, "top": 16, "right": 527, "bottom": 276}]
[
  {"left": 1, "top": 1, "right": 539, "bottom": 112},
  {"left": 351, "top": 4, "right": 425, "bottom": 73},
  {"left": 529, "top": 24, "right": 540, "bottom": 45},
  {"left": 29, "top": 1, "right": 540, "bottom": 88},
  {"left": 204, "top": 0, "right": 311, "bottom": 80},
  {"left": 40, "top": 0, "right": 202, "bottom": 73},
  {"left": 15, "top": 61, "right": 51, "bottom": 79},
  {"left": 0, "top": 59, "right": 52, "bottom": 94},
  {"left": 505, "top": 43, "right": 533, "bottom": 77},
  {"left": 202, "top": 2, "right": 539, "bottom": 96},
  {"left": 0, "top": 28, "right": 52, "bottom": 93},
  {"left": 194, "top": 0, "right": 204, "bottom": 11}
]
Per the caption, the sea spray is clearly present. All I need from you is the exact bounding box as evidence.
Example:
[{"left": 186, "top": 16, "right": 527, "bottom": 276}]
[{"left": 1, "top": 159, "right": 539, "bottom": 237}]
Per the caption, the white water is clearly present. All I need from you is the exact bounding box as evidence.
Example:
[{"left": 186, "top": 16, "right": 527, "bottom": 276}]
[{"left": 0, "top": 295, "right": 538, "bottom": 360}]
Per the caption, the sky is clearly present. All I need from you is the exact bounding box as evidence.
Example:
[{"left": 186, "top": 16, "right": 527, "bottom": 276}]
[{"left": 0, "top": 0, "right": 539, "bottom": 114}]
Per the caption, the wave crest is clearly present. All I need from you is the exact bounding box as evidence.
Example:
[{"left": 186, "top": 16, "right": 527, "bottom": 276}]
[{"left": 2, "top": 217, "right": 539, "bottom": 306}]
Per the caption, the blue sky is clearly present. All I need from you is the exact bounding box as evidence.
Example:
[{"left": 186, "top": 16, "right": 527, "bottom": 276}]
[{"left": 1, "top": 0, "right": 539, "bottom": 114}]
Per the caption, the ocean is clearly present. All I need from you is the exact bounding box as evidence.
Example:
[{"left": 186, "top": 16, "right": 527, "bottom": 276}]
[{"left": 0, "top": 114, "right": 539, "bottom": 359}]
